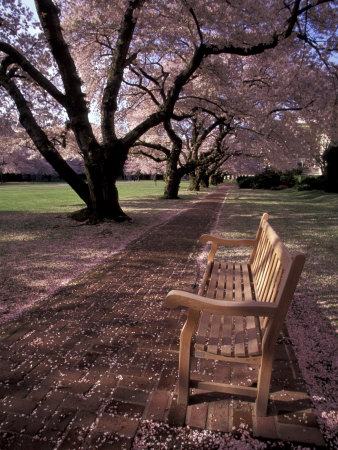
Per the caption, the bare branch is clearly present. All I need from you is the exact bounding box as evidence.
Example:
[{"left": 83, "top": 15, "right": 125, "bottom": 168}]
[
  {"left": 268, "top": 100, "right": 314, "bottom": 116},
  {"left": 128, "top": 67, "right": 161, "bottom": 106},
  {"left": 137, "top": 149, "right": 167, "bottom": 162},
  {"left": 134, "top": 140, "right": 171, "bottom": 157},
  {"left": 187, "top": 6, "right": 204, "bottom": 44},
  {"left": 296, "top": 33, "right": 336, "bottom": 73}
]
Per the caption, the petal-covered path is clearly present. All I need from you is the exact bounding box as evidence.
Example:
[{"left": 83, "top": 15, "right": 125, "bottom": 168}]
[{"left": 0, "top": 185, "right": 325, "bottom": 448}]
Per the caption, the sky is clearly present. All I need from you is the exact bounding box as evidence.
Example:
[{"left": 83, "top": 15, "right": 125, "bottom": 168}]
[{"left": 22, "top": 0, "right": 39, "bottom": 19}]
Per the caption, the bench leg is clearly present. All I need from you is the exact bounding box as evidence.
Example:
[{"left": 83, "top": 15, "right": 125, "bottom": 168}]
[
  {"left": 177, "top": 309, "right": 200, "bottom": 405},
  {"left": 255, "top": 353, "right": 273, "bottom": 416}
]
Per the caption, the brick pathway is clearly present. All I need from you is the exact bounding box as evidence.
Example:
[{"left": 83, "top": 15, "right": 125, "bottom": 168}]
[{"left": 0, "top": 185, "right": 325, "bottom": 448}]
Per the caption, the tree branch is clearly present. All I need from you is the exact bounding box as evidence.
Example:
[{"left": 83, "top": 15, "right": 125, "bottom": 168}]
[
  {"left": 34, "top": 0, "right": 97, "bottom": 154},
  {"left": 268, "top": 100, "right": 314, "bottom": 115},
  {"left": 297, "top": 0, "right": 332, "bottom": 17},
  {"left": 128, "top": 67, "right": 160, "bottom": 106},
  {"left": 101, "top": 0, "right": 145, "bottom": 144},
  {"left": 0, "top": 72, "right": 90, "bottom": 203},
  {"left": 187, "top": 6, "right": 204, "bottom": 44},
  {"left": 35, "top": 0, "right": 87, "bottom": 114},
  {"left": 204, "top": 0, "right": 330, "bottom": 57},
  {"left": 137, "top": 150, "right": 167, "bottom": 163},
  {"left": 0, "top": 42, "right": 66, "bottom": 106},
  {"left": 134, "top": 140, "right": 171, "bottom": 156},
  {"left": 296, "top": 33, "right": 335, "bottom": 72}
]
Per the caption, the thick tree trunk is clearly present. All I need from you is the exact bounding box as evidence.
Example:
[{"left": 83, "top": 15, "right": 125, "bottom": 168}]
[
  {"left": 85, "top": 172, "right": 128, "bottom": 222},
  {"left": 164, "top": 170, "right": 181, "bottom": 199},
  {"left": 189, "top": 173, "right": 200, "bottom": 191},
  {"left": 162, "top": 123, "right": 183, "bottom": 199},
  {"left": 163, "top": 154, "right": 183, "bottom": 199},
  {"left": 83, "top": 148, "right": 130, "bottom": 222},
  {"left": 200, "top": 173, "right": 209, "bottom": 188}
]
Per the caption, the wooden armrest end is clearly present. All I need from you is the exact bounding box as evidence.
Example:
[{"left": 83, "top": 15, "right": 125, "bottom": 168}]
[{"left": 165, "top": 290, "right": 276, "bottom": 317}]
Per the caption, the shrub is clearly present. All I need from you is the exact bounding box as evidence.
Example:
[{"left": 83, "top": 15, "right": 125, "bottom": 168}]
[
  {"left": 280, "top": 169, "right": 302, "bottom": 187},
  {"left": 237, "top": 168, "right": 282, "bottom": 189},
  {"left": 323, "top": 143, "right": 338, "bottom": 193},
  {"left": 254, "top": 168, "right": 281, "bottom": 189},
  {"left": 236, "top": 176, "right": 254, "bottom": 188},
  {"left": 297, "top": 175, "right": 326, "bottom": 191},
  {"left": 237, "top": 168, "right": 307, "bottom": 190}
]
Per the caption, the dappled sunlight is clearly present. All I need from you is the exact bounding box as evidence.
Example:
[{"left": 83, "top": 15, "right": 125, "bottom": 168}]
[
  {"left": 0, "top": 231, "right": 40, "bottom": 242},
  {"left": 0, "top": 189, "right": 212, "bottom": 325}
]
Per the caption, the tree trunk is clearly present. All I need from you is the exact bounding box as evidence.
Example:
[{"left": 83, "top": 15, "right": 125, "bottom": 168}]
[
  {"left": 200, "top": 173, "right": 209, "bottom": 188},
  {"left": 163, "top": 154, "right": 183, "bottom": 199},
  {"left": 189, "top": 173, "right": 200, "bottom": 191},
  {"left": 164, "top": 170, "right": 181, "bottom": 199},
  {"left": 162, "top": 126, "right": 183, "bottom": 199},
  {"left": 210, "top": 173, "right": 223, "bottom": 185},
  {"left": 83, "top": 148, "right": 130, "bottom": 222}
]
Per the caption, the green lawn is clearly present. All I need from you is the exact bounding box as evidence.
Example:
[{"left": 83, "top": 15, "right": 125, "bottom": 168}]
[{"left": 0, "top": 180, "right": 199, "bottom": 214}]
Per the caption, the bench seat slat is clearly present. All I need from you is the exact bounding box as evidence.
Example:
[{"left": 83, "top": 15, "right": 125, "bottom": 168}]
[
  {"left": 233, "top": 316, "right": 246, "bottom": 357},
  {"left": 207, "top": 262, "right": 228, "bottom": 354},
  {"left": 220, "top": 315, "right": 232, "bottom": 357},
  {"left": 195, "top": 261, "right": 263, "bottom": 359},
  {"left": 195, "top": 311, "right": 210, "bottom": 355},
  {"left": 207, "top": 314, "right": 222, "bottom": 354},
  {"left": 225, "top": 263, "right": 234, "bottom": 301},
  {"left": 216, "top": 262, "right": 227, "bottom": 300},
  {"left": 206, "top": 261, "right": 220, "bottom": 299},
  {"left": 242, "top": 264, "right": 254, "bottom": 301},
  {"left": 234, "top": 264, "right": 243, "bottom": 302}
]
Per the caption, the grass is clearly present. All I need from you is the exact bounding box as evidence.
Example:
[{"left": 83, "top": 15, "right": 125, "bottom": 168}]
[{"left": 0, "top": 180, "right": 201, "bottom": 214}]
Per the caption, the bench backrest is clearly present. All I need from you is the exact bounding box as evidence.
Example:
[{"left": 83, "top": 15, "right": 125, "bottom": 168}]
[{"left": 249, "top": 214, "right": 305, "bottom": 349}]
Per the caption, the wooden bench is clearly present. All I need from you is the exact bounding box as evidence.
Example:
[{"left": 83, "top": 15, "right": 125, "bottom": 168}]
[{"left": 165, "top": 213, "right": 305, "bottom": 416}]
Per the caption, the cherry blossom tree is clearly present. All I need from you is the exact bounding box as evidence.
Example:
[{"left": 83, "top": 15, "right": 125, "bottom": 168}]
[
  {"left": 0, "top": 116, "right": 84, "bottom": 178},
  {"left": 124, "top": 153, "right": 163, "bottom": 179},
  {"left": 0, "top": 0, "right": 335, "bottom": 220},
  {"left": 134, "top": 110, "right": 236, "bottom": 197}
]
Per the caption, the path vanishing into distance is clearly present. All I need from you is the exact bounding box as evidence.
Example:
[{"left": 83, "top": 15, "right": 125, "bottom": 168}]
[{"left": 0, "top": 184, "right": 325, "bottom": 448}]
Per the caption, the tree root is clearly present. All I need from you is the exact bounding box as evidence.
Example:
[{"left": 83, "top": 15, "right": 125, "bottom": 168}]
[{"left": 69, "top": 208, "right": 132, "bottom": 224}]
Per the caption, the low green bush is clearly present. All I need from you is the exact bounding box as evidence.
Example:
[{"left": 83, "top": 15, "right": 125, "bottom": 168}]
[
  {"left": 237, "top": 168, "right": 281, "bottom": 190},
  {"left": 237, "top": 167, "right": 292, "bottom": 190},
  {"left": 323, "top": 143, "right": 338, "bottom": 193},
  {"left": 280, "top": 169, "right": 302, "bottom": 187},
  {"left": 252, "top": 168, "right": 281, "bottom": 189},
  {"left": 236, "top": 176, "right": 255, "bottom": 189},
  {"left": 236, "top": 167, "right": 330, "bottom": 192},
  {"left": 297, "top": 175, "right": 326, "bottom": 191}
]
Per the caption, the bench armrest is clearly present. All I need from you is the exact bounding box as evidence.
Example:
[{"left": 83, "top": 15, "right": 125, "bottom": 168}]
[
  {"left": 200, "top": 235, "right": 256, "bottom": 262},
  {"left": 165, "top": 290, "right": 276, "bottom": 317}
]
